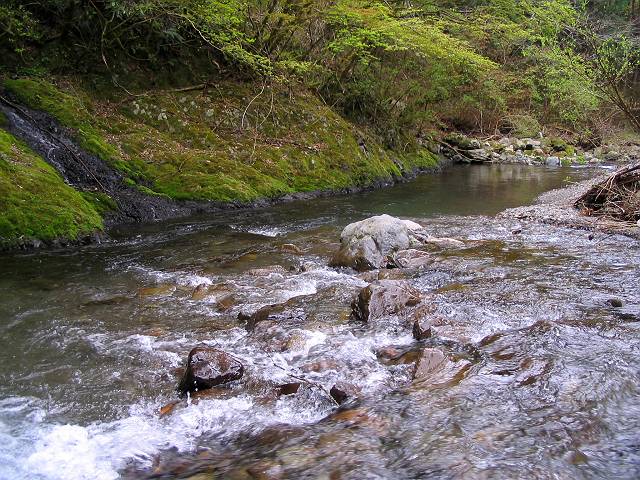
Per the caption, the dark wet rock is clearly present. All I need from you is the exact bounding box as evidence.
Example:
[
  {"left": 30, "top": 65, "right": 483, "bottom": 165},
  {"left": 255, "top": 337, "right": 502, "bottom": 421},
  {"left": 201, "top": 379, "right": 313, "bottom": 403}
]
[
  {"left": 178, "top": 346, "right": 244, "bottom": 395},
  {"left": 190, "top": 282, "right": 235, "bottom": 301},
  {"left": 278, "top": 382, "right": 302, "bottom": 396},
  {"left": 239, "top": 300, "right": 306, "bottom": 332},
  {"left": 329, "top": 214, "right": 427, "bottom": 271},
  {"left": 607, "top": 298, "right": 624, "bottom": 308},
  {"left": 350, "top": 280, "right": 422, "bottom": 322},
  {"left": 412, "top": 317, "right": 433, "bottom": 340},
  {"left": 411, "top": 303, "right": 437, "bottom": 340},
  {"left": 330, "top": 381, "right": 360, "bottom": 405},
  {"left": 216, "top": 294, "right": 236, "bottom": 311}
]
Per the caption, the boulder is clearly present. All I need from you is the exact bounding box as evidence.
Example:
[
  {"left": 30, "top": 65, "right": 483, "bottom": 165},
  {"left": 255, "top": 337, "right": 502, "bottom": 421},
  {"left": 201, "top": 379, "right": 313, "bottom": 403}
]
[
  {"left": 178, "top": 346, "right": 244, "bottom": 395},
  {"left": 330, "top": 215, "right": 427, "bottom": 271},
  {"left": 546, "top": 156, "right": 561, "bottom": 167},
  {"left": 464, "top": 149, "right": 491, "bottom": 163},
  {"left": 351, "top": 280, "right": 422, "bottom": 322}
]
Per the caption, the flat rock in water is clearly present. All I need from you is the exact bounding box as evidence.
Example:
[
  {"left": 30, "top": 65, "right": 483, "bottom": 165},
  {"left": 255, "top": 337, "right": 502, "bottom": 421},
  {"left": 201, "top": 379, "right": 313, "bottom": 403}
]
[
  {"left": 178, "top": 346, "right": 244, "bottom": 395},
  {"left": 413, "top": 348, "right": 471, "bottom": 386},
  {"left": 423, "top": 237, "right": 465, "bottom": 249},
  {"left": 351, "top": 280, "right": 422, "bottom": 322},
  {"left": 330, "top": 215, "right": 427, "bottom": 271},
  {"left": 390, "top": 249, "right": 433, "bottom": 269},
  {"left": 247, "top": 265, "right": 287, "bottom": 276}
]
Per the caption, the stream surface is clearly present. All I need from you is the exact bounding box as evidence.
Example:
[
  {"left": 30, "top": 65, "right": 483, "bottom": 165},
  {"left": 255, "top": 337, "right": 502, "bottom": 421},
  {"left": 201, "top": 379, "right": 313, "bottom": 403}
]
[{"left": 1, "top": 164, "right": 639, "bottom": 480}]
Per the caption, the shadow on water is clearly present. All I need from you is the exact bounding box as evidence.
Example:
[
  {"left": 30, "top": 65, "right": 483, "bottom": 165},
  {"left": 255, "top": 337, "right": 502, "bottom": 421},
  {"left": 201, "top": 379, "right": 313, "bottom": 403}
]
[{"left": 1, "top": 164, "right": 639, "bottom": 479}]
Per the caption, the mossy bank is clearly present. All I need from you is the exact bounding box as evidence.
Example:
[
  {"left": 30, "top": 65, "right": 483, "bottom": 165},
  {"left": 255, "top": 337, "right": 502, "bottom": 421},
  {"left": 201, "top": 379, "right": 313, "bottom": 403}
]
[{"left": 0, "top": 77, "right": 440, "bottom": 250}]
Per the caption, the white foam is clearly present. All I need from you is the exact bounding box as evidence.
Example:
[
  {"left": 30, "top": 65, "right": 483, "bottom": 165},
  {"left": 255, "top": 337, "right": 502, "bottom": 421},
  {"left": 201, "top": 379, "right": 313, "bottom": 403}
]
[{"left": 14, "top": 391, "right": 333, "bottom": 480}]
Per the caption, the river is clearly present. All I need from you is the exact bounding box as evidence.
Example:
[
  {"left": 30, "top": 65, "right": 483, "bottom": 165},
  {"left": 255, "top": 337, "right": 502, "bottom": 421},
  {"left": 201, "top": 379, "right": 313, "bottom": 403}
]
[{"left": 1, "top": 164, "right": 639, "bottom": 479}]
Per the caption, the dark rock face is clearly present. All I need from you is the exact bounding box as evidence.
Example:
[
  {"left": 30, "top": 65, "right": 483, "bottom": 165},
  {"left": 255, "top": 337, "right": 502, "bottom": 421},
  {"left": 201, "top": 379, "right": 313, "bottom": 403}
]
[
  {"left": 351, "top": 280, "right": 422, "bottom": 322},
  {"left": 278, "top": 382, "right": 302, "bottom": 396},
  {"left": 412, "top": 317, "right": 432, "bottom": 340},
  {"left": 329, "top": 382, "right": 360, "bottom": 405},
  {"left": 178, "top": 346, "right": 244, "bottom": 395}
]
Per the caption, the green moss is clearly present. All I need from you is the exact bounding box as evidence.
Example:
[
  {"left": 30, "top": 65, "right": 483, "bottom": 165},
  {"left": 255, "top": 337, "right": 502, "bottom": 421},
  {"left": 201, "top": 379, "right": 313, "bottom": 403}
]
[
  {"left": 80, "top": 191, "right": 117, "bottom": 215},
  {"left": 136, "top": 184, "right": 171, "bottom": 199},
  {"left": 545, "top": 137, "right": 568, "bottom": 152},
  {"left": 2, "top": 78, "right": 437, "bottom": 208},
  {"left": 0, "top": 128, "right": 103, "bottom": 245}
]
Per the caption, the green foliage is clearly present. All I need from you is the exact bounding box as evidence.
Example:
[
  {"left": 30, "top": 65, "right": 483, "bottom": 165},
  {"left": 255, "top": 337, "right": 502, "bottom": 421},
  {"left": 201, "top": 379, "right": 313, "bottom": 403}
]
[
  {"left": 0, "top": 128, "right": 103, "bottom": 244},
  {"left": 0, "top": 0, "right": 634, "bottom": 141},
  {"left": 524, "top": 46, "right": 600, "bottom": 127},
  {"left": 0, "top": 2, "right": 40, "bottom": 54}
]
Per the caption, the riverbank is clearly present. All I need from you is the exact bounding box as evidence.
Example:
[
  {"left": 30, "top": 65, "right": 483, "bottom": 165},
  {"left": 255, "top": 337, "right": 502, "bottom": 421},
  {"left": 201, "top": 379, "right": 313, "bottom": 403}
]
[
  {"left": 501, "top": 172, "right": 640, "bottom": 239},
  {"left": 0, "top": 77, "right": 442, "bottom": 250}
]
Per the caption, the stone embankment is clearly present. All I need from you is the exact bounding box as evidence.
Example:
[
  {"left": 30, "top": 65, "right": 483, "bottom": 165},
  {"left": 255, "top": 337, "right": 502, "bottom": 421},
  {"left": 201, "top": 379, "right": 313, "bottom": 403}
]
[{"left": 440, "top": 133, "right": 639, "bottom": 166}]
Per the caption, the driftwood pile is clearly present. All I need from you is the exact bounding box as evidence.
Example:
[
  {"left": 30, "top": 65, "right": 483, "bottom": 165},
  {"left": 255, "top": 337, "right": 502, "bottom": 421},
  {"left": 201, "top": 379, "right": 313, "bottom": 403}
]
[{"left": 575, "top": 162, "right": 640, "bottom": 224}]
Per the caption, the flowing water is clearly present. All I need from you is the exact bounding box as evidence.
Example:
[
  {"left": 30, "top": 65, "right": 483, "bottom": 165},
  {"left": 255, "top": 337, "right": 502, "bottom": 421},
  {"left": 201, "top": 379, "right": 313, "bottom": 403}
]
[{"left": 1, "top": 164, "right": 639, "bottom": 480}]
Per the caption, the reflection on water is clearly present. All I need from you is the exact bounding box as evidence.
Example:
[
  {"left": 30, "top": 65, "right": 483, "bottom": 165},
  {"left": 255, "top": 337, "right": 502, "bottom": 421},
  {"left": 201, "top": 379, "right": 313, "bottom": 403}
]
[{"left": 1, "top": 164, "right": 639, "bottom": 479}]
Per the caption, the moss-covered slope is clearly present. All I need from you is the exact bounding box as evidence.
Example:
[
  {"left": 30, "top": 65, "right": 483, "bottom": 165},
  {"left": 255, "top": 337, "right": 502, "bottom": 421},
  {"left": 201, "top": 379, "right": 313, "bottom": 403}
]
[
  {"left": 0, "top": 128, "right": 103, "bottom": 247},
  {"left": 0, "top": 77, "right": 437, "bottom": 246},
  {"left": 4, "top": 78, "right": 437, "bottom": 202}
]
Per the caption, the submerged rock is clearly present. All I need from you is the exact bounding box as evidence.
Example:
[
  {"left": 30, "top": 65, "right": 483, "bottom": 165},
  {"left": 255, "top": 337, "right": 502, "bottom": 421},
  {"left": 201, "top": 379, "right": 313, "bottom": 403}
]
[
  {"left": 329, "top": 381, "right": 361, "bottom": 405},
  {"left": 413, "top": 348, "right": 471, "bottom": 386},
  {"left": 413, "top": 348, "right": 446, "bottom": 380},
  {"left": 178, "top": 346, "right": 244, "bottom": 395},
  {"left": 329, "top": 214, "right": 427, "bottom": 271},
  {"left": 423, "top": 237, "right": 465, "bottom": 249},
  {"left": 351, "top": 280, "right": 422, "bottom": 322}
]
